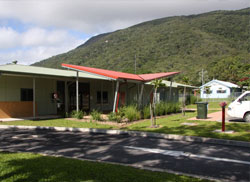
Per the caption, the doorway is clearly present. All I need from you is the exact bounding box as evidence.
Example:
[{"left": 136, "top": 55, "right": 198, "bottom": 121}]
[{"left": 68, "top": 82, "right": 90, "bottom": 112}]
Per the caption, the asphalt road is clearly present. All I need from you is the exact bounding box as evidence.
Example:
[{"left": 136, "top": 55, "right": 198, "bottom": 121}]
[{"left": 0, "top": 128, "right": 249, "bottom": 182}]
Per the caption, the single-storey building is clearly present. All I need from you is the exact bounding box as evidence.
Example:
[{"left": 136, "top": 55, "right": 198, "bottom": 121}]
[
  {"left": 0, "top": 63, "right": 179, "bottom": 119},
  {"left": 200, "top": 79, "right": 241, "bottom": 99}
]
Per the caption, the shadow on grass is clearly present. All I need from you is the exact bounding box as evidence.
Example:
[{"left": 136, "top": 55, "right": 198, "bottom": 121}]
[
  {"left": 0, "top": 151, "right": 205, "bottom": 182},
  {"left": 124, "top": 121, "right": 250, "bottom": 142}
]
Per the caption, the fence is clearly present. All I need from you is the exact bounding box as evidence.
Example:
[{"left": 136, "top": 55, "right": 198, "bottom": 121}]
[{"left": 179, "top": 92, "right": 243, "bottom": 104}]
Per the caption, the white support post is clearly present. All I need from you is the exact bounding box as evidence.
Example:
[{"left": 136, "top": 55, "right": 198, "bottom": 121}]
[
  {"left": 101, "top": 81, "right": 103, "bottom": 111},
  {"left": 182, "top": 86, "right": 186, "bottom": 116},
  {"left": 33, "top": 78, "right": 36, "bottom": 118},
  {"left": 113, "top": 81, "right": 119, "bottom": 112},
  {"left": 76, "top": 71, "right": 79, "bottom": 112},
  {"left": 169, "top": 78, "right": 173, "bottom": 102},
  {"left": 65, "top": 81, "right": 68, "bottom": 113},
  {"left": 139, "top": 83, "right": 144, "bottom": 109}
]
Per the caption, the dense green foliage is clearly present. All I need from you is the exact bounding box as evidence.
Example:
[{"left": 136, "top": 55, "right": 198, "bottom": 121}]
[
  {"left": 34, "top": 8, "right": 250, "bottom": 85},
  {"left": 90, "top": 109, "right": 103, "bottom": 121},
  {"left": 123, "top": 105, "right": 141, "bottom": 122},
  {"left": 155, "top": 102, "right": 181, "bottom": 116},
  {"left": 70, "top": 110, "right": 85, "bottom": 119}
]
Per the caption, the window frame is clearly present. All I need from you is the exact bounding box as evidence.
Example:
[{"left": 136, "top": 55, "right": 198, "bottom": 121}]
[
  {"left": 20, "top": 88, "right": 33, "bottom": 101},
  {"left": 96, "top": 91, "right": 108, "bottom": 104}
]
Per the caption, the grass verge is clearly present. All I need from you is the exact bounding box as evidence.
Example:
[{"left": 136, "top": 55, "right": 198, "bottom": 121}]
[
  {"left": 123, "top": 112, "right": 250, "bottom": 142},
  {"left": 0, "top": 119, "right": 116, "bottom": 130},
  {"left": 1, "top": 112, "right": 250, "bottom": 142},
  {"left": 0, "top": 152, "right": 209, "bottom": 182}
]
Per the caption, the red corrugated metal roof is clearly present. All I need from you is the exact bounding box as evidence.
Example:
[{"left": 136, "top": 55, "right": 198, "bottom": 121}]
[
  {"left": 139, "top": 72, "right": 179, "bottom": 81},
  {"left": 62, "top": 63, "right": 179, "bottom": 82}
]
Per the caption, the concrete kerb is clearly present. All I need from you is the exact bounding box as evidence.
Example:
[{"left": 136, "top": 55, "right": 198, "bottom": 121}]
[{"left": 0, "top": 125, "right": 249, "bottom": 148}]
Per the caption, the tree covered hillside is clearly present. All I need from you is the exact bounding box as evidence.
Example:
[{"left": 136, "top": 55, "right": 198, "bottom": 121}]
[{"left": 33, "top": 8, "right": 250, "bottom": 85}]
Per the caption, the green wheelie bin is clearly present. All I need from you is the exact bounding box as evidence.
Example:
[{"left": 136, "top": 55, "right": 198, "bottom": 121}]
[{"left": 196, "top": 102, "right": 208, "bottom": 119}]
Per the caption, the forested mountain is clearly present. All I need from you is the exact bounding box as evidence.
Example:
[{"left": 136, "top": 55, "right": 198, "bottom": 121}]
[{"left": 33, "top": 8, "right": 250, "bottom": 85}]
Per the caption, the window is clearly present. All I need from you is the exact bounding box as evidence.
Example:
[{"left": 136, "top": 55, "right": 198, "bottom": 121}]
[
  {"left": 103, "top": 91, "right": 108, "bottom": 103},
  {"left": 97, "top": 91, "right": 108, "bottom": 104},
  {"left": 203, "top": 90, "right": 212, "bottom": 94},
  {"left": 21, "top": 88, "right": 33, "bottom": 101},
  {"left": 217, "top": 90, "right": 226, "bottom": 94},
  {"left": 241, "top": 94, "right": 250, "bottom": 101}
]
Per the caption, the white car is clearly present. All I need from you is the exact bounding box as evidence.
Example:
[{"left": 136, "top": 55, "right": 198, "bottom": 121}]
[{"left": 227, "top": 91, "right": 250, "bottom": 122}]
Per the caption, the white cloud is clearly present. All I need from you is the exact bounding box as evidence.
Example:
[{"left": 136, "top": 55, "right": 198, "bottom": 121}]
[
  {"left": 0, "top": 27, "right": 20, "bottom": 49},
  {"left": 0, "top": 27, "right": 82, "bottom": 49},
  {"left": 0, "top": 27, "right": 86, "bottom": 65},
  {"left": 0, "top": 0, "right": 248, "bottom": 33}
]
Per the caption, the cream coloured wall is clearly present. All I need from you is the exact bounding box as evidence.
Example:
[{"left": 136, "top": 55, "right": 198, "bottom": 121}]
[
  {"left": 89, "top": 79, "right": 114, "bottom": 111},
  {"left": 0, "top": 75, "right": 57, "bottom": 116}
]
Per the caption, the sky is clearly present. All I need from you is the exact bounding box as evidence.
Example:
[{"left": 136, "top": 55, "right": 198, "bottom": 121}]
[{"left": 0, "top": 0, "right": 249, "bottom": 65}]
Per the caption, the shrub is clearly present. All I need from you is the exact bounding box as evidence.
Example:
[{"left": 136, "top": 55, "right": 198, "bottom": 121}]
[
  {"left": 162, "top": 102, "right": 181, "bottom": 114},
  {"left": 175, "top": 103, "right": 181, "bottom": 113},
  {"left": 170, "top": 103, "right": 176, "bottom": 113},
  {"left": 70, "top": 110, "right": 85, "bottom": 119},
  {"left": 123, "top": 105, "right": 140, "bottom": 122},
  {"left": 155, "top": 102, "right": 165, "bottom": 116},
  {"left": 164, "top": 103, "right": 171, "bottom": 114},
  {"left": 108, "top": 112, "right": 116, "bottom": 121},
  {"left": 190, "top": 95, "right": 201, "bottom": 104},
  {"left": 90, "top": 110, "right": 102, "bottom": 121},
  {"left": 108, "top": 112, "right": 123, "bottom": 123},
  {"left": 143, "top": 105, "right": 151, "bottom": 119}
]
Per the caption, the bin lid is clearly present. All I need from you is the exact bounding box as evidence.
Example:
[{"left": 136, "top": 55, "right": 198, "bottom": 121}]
[{"left": 195, "top": 102, "right": 208, "bottom": 104}]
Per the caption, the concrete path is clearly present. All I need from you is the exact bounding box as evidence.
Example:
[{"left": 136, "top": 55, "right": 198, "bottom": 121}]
[
  {"left": 1, "top": 128, "right": 249, "bottom": 182},
  {"left": 188, "top": 111, "right": 224, "bottom": 121},
  {"left": 188, "top": 109, "right": 243, "bottom": 122}
]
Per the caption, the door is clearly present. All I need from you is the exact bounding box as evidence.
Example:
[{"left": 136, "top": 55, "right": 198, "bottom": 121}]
[
  {"left": 56, "top": 81, "right": 65, "bottom": 114},
  {"left": 80, "top": 83, "right": 90, "bottom": 112},
  {"left": 121, "top": 92, "right": 126, "bottom": 106},
  {"left": 68, "top": 82, "right": 90, "bottom": 112}
]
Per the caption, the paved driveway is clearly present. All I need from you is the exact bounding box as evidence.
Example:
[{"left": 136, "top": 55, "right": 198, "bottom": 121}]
[{"left": 0, "top": 128, "right": 249, "bottom": 182}]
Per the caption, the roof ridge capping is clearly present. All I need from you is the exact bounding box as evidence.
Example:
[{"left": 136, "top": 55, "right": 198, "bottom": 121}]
[{"left": 61, "top": 63, "right": 180, "bottom": 82}]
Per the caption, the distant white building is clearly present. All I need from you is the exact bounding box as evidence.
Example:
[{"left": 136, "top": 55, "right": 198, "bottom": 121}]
[{"left": 200, "top": 79, "right": 240, "bottom": 99}]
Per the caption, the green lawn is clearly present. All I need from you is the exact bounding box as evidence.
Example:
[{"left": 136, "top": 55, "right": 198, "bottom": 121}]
[
  {"left": 1, "top": 112, "right": 250, "bottom": 142},
  {"left": 0, "top": 119, "right": 116, "bottom": 130},
  {"left": 0, "top": 152, "right": 209, "bottom": 182},
  {"left": 123, "top": 112, "right": 250, "bottom": 142}
]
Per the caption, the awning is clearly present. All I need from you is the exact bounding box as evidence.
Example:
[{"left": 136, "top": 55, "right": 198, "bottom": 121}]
[{"left": 62, "top": 63, "right": 180, "bottom": 82}]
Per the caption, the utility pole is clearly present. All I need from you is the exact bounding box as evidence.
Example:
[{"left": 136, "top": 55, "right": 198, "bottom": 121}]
[
  {"left": 202, "top": 69, "right": 204, "bottom": 85},
  {"left": 134, "top": 54, "right": 136, "bottom": 74}
]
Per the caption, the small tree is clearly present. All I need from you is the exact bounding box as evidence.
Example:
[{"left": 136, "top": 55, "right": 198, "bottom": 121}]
[
  {"left": 237, "top": 72, "right": 250, "bottom": 90},
  {"left": 204, "top": 86, "right": 211, "bottom": 102},
  {"left": 150, "top": 79, "right": 164, "bottom": 127},
  {"left": 12, "top": 60, "right": 18, "bottom": 64},
  {"left": 196, "top": 89, "right": 201, "bottom": 102},
  {"left": 181, "top": 76, "right": 189, "bottom": 116}
]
